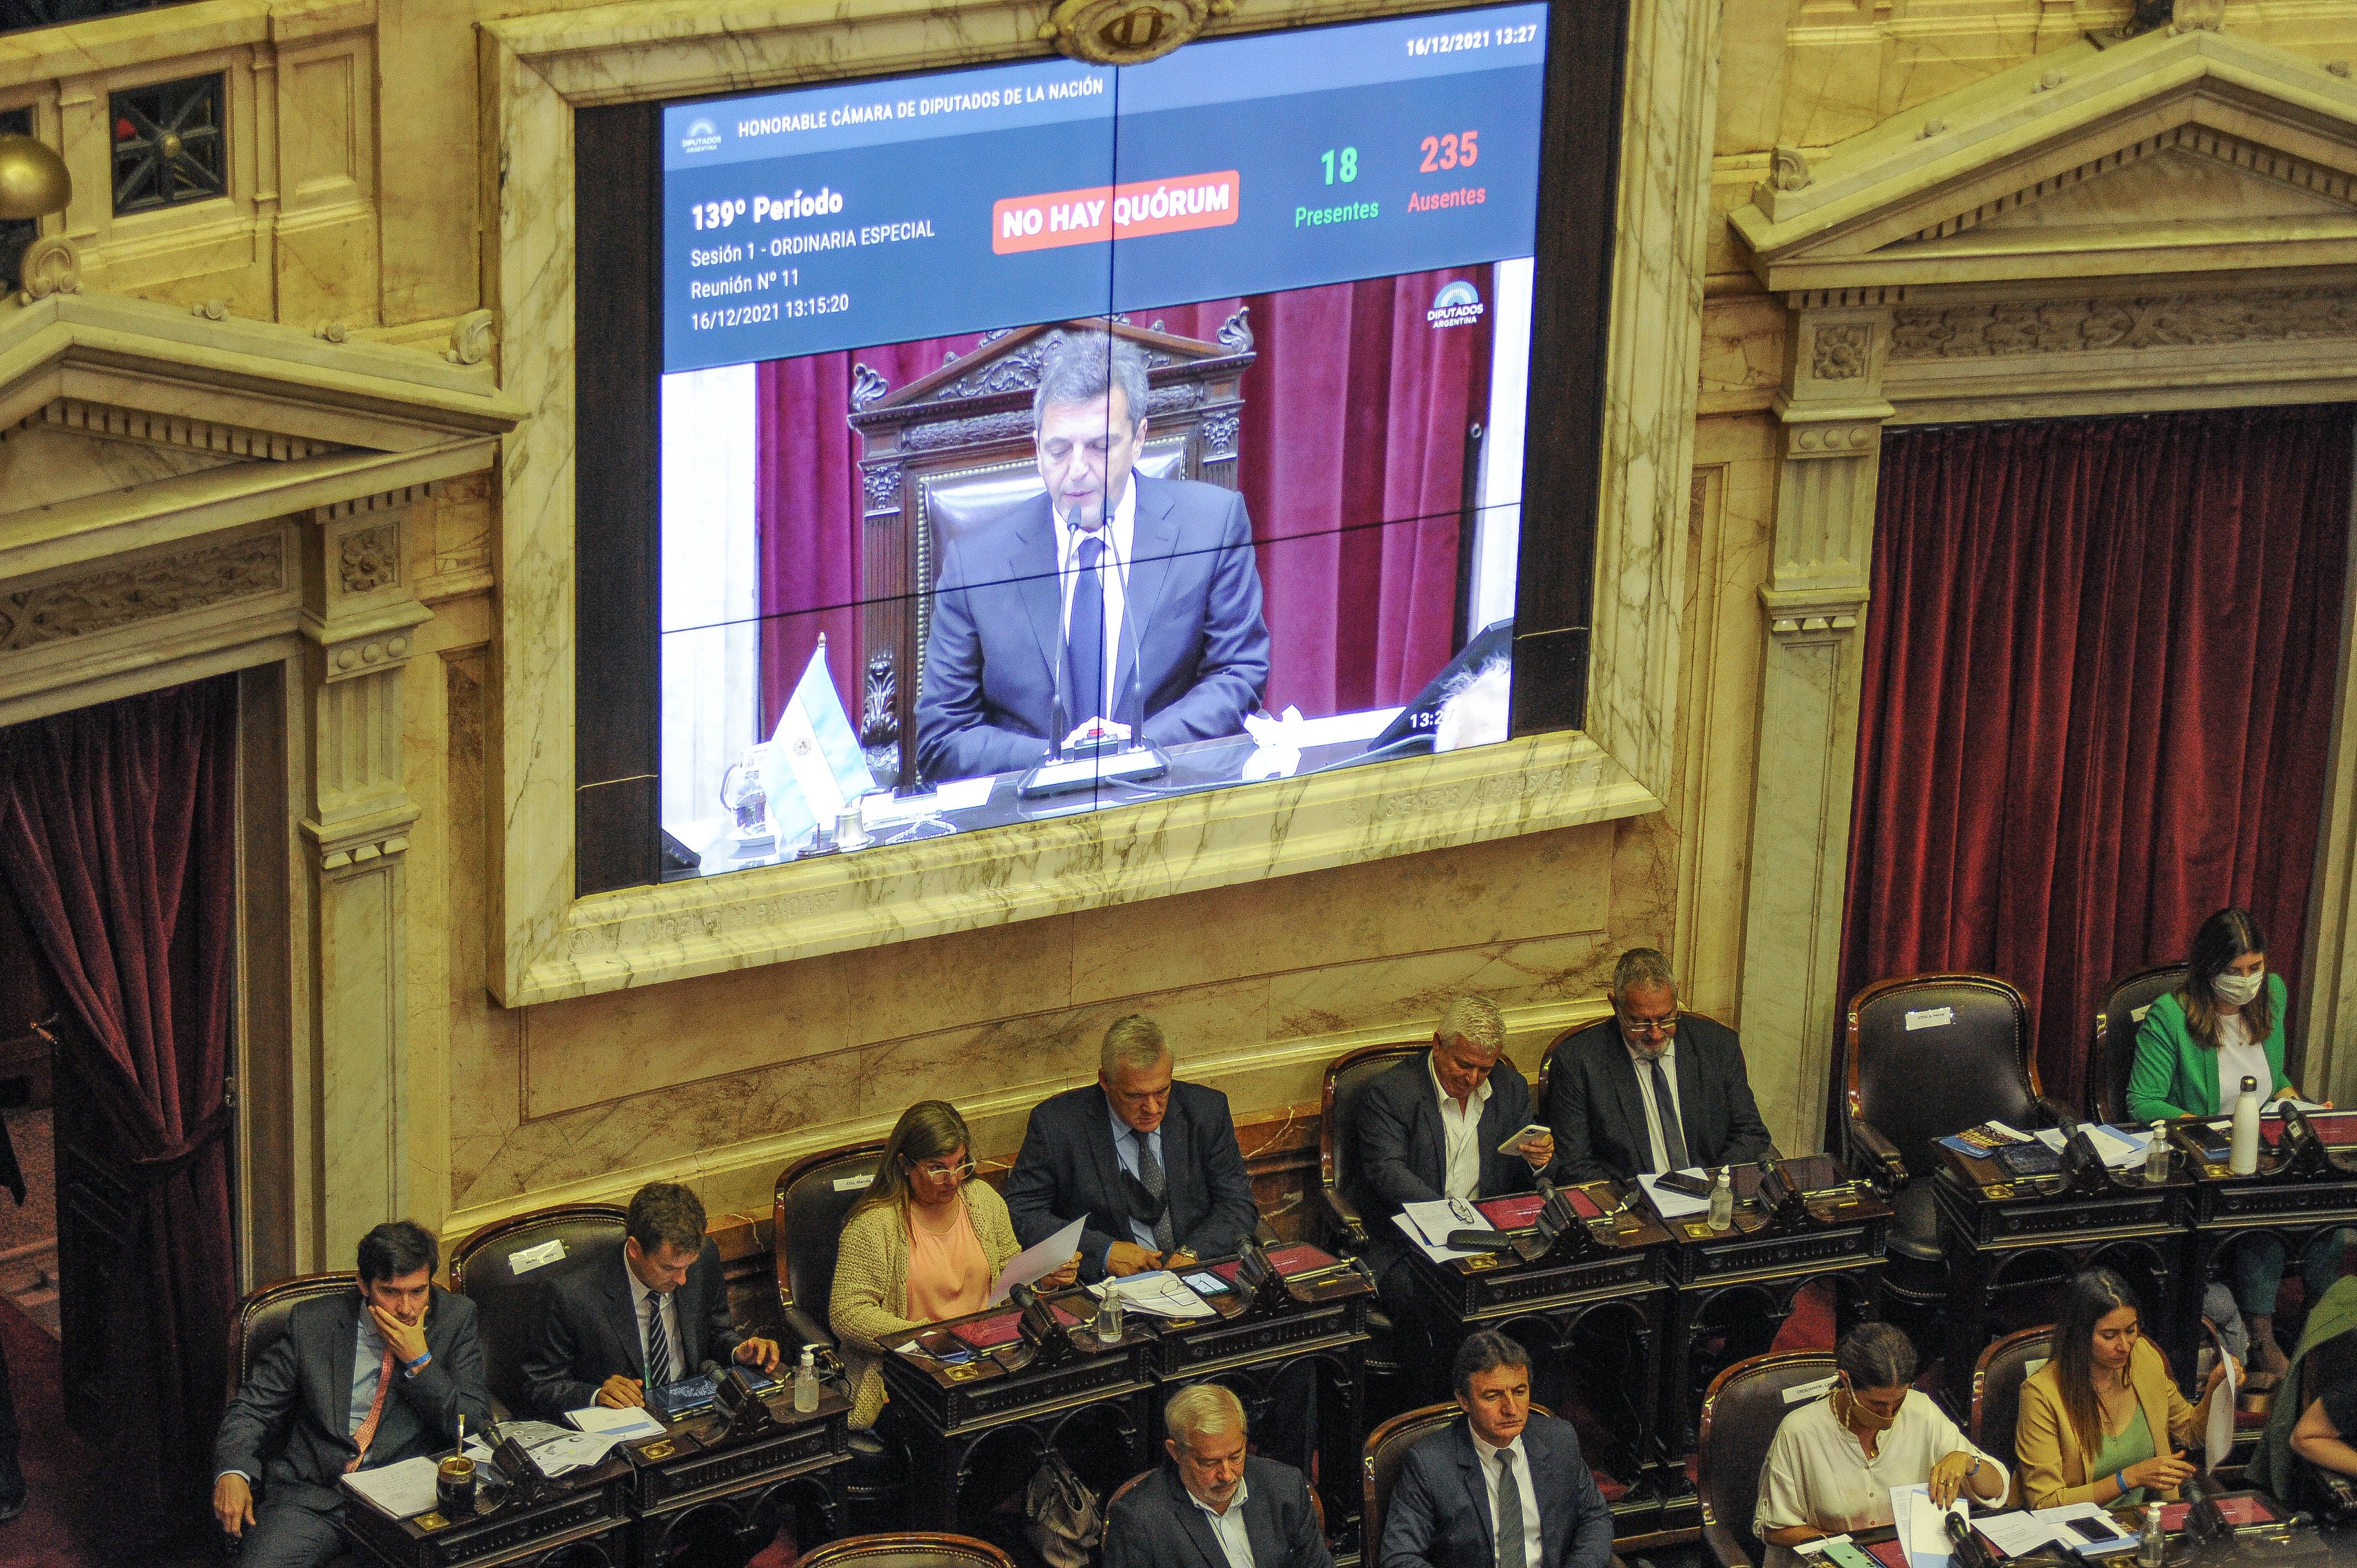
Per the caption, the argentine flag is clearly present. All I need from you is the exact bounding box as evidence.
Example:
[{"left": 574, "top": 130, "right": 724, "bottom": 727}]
[{"left": 762, "top": 636, "right": 876, "bottom": 850}]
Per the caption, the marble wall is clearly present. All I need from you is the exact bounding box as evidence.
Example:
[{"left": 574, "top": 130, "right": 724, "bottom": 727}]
[{"left": 28, "top": 0, "right": 2357, "bottom": 1271}]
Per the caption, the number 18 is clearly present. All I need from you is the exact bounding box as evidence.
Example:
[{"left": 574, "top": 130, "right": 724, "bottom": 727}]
[{"left": 1320, "top": 147, "right": 1358, "bottom": 185}]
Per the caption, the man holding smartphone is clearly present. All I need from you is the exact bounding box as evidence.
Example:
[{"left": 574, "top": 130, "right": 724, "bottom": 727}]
[{"left": 1347, "top": 996, "right": 1557, "bottom": 1364}]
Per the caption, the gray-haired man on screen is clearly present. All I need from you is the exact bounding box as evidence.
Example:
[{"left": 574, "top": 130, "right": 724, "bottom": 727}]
[{"left": 913, "top": 327, "right": 1270, "bottom": 784}]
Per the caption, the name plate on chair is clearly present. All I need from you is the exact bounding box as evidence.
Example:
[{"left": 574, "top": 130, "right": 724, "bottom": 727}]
[
  {"left": 509, "top": 1239, "right": 568, "bottom": 1275},
  {"left": 1905, "top": 1007, "right": 1954, "bottom": 1030}
]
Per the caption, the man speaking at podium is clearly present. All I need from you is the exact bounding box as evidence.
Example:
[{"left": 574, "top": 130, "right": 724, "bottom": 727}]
[{"left": 913, "top": 328, "right": 1270, "bottom": 785}]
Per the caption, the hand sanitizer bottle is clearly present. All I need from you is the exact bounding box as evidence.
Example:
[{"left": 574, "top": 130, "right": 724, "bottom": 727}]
[
  {"left": 794, "top": 1346, "right": 819, "bottom": 1412},
  {"left": 1707, "top": 1166, "right": 1734, "bottom": 1232},
  {"left": 2231, "top": 1075, "right": 2263, "bottom": 1175},
  {"left": 2144, "top": 1121, "right": 2171, "bottom": 1183},
  {"left": 2138, "top": 1503, "right": 2165, "bottom": 1568}
]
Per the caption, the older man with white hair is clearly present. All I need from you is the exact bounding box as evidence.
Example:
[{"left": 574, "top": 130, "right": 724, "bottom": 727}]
[
  {"left": 1103, "top": 1385, "right": 1333, "bottom": 1568},
  {"left": 1006, "top": 1013, "right": 1260, "bottom": 1283},
  {"left": 1346, "top": 996, "right": 1558, "bottom": 1337}
]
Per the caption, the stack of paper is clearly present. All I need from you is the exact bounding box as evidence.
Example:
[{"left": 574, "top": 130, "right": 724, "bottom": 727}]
[
  {"left": 1638, "top": 1171, "right": 1713, "bottom": 1219},
  {"left": 342, "top": 1455, "right": 444, "bottom": 1519},
  {"left": 1890, "top": 1482, "right": 1968, "bottom": 1565},
  {"left": 1095, "top": 1270, "right": 1217, "bottom": 1318},
  {"left": 1392, "top": 1200, "right": 1494, "bottom": 1262}
]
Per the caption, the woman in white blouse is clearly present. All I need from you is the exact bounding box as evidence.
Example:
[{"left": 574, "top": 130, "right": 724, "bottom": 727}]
[{"left": 1756, "top": 1324, "right": 2010, "bottom": 1568}]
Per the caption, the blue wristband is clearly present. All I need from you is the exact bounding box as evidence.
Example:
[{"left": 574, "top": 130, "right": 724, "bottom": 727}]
[
  {"left": 404, "top": 1351, "right": 432, "bottom": 1375},
  {"left": 2115, "top": 1469, "right": 2129, "bottom": 1495}
]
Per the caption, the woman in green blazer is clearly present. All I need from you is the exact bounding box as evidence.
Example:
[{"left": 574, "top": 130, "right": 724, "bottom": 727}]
[{"left": 2128, "top": 907, "right": 2340, "bottom": 1383}]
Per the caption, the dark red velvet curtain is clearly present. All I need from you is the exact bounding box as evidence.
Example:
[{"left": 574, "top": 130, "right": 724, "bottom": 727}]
[
  {"left": 1838, "top": 406, "right": 2353, "bottom": 1114},
  {"left": 755, "top": 266, "right": 1492, "bottom": 729},
  {"left": 0, "top": 675, "right": 237, "bottom": 1515}
]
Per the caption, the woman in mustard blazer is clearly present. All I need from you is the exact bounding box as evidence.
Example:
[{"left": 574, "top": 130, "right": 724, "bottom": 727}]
[
  {"left": 2126, "top": 907, "right": 2342, "bottom": 1381},
  {"left": 2016, "top": 1270, "right": 2235, "bottom": 1509}
]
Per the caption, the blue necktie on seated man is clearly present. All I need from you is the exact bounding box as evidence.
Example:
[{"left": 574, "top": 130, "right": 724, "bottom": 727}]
[{"left": 1063, "top": 531, "right": 1110, "bottom": 731}]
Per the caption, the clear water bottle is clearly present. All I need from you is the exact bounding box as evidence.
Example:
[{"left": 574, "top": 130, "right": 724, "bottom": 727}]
[
  {"left": 2144, "top": 1121, "right": 2171, "bottom": 1183},
  {"left": 1093, "top": 1287, "right": 1124, "bottom": 1344},
  {"left": 2231, "top": 1075, "right": 2262, "bottom": 1175},
  {"left": 1707, "top": 1166, "right": 1734, "bottom": 1232},
  {"left": 794, "top": 1346, "right": 819, "bottom": 1412},
  {"left": 2138, "top": 1503, "right": 2165, "bottom": 1568}
]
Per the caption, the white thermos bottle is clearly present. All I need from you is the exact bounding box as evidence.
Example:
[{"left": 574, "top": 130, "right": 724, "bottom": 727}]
[{"left": 2230, "top": 1075, "right": 2262, "bottom": 1175}]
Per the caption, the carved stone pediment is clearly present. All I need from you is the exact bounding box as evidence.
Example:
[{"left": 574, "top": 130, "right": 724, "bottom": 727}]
[
  {"left": 0, "top": 290, "right": 526, "bottom": 586},
  {"left": 1731, "top": 27, "right": 2357, "bottom": 292}
]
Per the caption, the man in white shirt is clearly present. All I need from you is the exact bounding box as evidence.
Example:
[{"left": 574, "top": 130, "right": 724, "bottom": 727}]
[
  {"left": 1347, "top": 997, "right": 1557, "bottom": 1370},
  {"left": 1102, "top": 1385, "right": 1333, "bottom": 1568},
  {"left": 914, "top": 328, "right": 1271, "bottom": 783},
  {"left": 1380, "top": 1331, "right": 1615, "bottom": 1568}
]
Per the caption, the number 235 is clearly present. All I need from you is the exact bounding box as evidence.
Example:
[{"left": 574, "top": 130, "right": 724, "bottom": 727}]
[{"left": 1419, "top": 131, "right": 1479, "bottom": 172}]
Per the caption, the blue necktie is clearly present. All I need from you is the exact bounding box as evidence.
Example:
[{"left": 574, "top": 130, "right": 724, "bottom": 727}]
[{"left": 1063, "top": 533, "right": 1109, "bottom": 729}]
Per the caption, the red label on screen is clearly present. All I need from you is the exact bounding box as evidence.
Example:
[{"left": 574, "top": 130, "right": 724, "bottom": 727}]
[
  {"left": 1864, "top": 1539, "right": 1909, "bottom": 1568},
  {"left": 1477, "top": 1194, "right": 1547, "bottom": 1228},
  {"left": 1207, "top": 1244, "right": 1336, "bottom": 1283},
  {"left": 992, "top": 171, "right": 1241, "bottom": 253},
  {"left": 946, "top": 1303, "right": 1080, "bottom": 1350}
]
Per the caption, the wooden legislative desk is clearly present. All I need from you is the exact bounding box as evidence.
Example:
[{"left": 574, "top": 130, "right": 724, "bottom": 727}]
[
  {"left": 1654, "top": 1157, "right": 1889, "bottom": 1463},
  {"left": 343, "top": 1384, "right": 851, "bottom": 1568},
  {"left": 1933, "top": 1131, "right": 2195, "bottom": 1388},
  {"left": 2174, "top": 1110, "right": 2357, "bottom": 1373},
  {"left": 1398, "top": 1179, "right": 1673, "bottom": 1540}
]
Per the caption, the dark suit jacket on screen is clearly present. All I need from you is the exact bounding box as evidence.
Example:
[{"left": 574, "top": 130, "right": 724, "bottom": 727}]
[
  {"left": 519, "top": 1236, "right": 743, "bottom": 1417},
  {"left": 1377, "top": 1413, "right": 1614, "bottom": 1568},
  {"left": 1103, "top": 1456, "right": 1334, "bottom": 1568},
  {"left": 214, "top": 1285, "right": 492, "bottom": 1514},
  {"left": 1543, "top": 1014, "right": 1774, "bottom": 1185},
  {"left": 913, "top": 474, "right": 1271, "bottom": 783},
  {"left": 1004, "top": 1080, "right": 1260, "bottom": 1283},
  {"left": 1346, "top": 1049, "right": 1557, "bottom": 1271}
]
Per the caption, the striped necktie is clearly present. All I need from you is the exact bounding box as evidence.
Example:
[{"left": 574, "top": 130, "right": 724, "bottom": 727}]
[{"left": 645, "top": 1290, "right": 672, "bottom": 1389}]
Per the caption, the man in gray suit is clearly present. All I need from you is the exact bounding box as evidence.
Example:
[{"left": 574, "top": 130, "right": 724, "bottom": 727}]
[
  {"left": 913, "top": 327, "right": 1270, "bottom": 784},
  {"left": 213, "top": 1220, "right": 492, "bottom": 1567},
  {"left": 1103, "top": 1384, "right": 1332, "bottom": 1568},
  {"left": 1380, "top": 1331, "right": 1614, "bottom": 1568}
]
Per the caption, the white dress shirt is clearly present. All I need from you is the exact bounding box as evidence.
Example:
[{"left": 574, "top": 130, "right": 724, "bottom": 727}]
[
  {"left": 1429, "top": 1056, "right": 1493, "bottom": 1200},
  {"left": 1188, "top": 1474, "right": 1255, "bottom": 1568},
  {"left": 1054, "top": 479, "right": 1139, "bottom": 724},
  {"left": 626, "top": 1259, "right": 686, "bottom": 1384},
  {"left": 1625, "top": 1038, "right": 1685, "bottom": 1175},
  {"left": 1471, "top": 1431, "right": 1545, "bottom": 1568},
  {"left": 1754, "top": 1391, "right": 2008, "bottom": 1568},
  {"left": 2215, "top": 1013, "right": 2272, "bottom": 1114}
]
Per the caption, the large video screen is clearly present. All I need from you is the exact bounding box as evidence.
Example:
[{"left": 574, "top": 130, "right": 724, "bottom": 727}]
[{"left": 656, "top": 4, "right": 1546, "bottom": 877}]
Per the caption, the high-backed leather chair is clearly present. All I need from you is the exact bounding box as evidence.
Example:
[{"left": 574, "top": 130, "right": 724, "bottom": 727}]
[
  {"left": 449, "top": 1201, "right": 629, "bottom": 1419},
  {"left": 794, "top": 1532, "right": 1017, "bottom": 1568},
  {"left": 774, "top": 1140, "right": 889, "bottom": 1354},
  {"left": 228, "top": 1272, "right": 356, "bottom": 1401},
  {"left": 1320, "top": 1043, "right": 1427, "bottom": 1252},
  {"left": 1363, "top": 1404, "right": 1613, "bottom": 1566},
  {"left": 2091, "top": 964, "right": 2188, "bottom": 1125},
  {"left": 1970, "top": 1324, "right": 2051, "bottom": 1489},
  {"left": 1696, "top": 1352, "right": 1838, "bottom": 1568},
  {"left": 1844, "top": 974, "right": 2068, "bottom": 1307}
]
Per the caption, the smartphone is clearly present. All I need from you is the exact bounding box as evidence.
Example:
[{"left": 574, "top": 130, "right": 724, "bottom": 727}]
[
  {"left": 1183, "top": 1271, "right": 1231, "bottom": 1296},
  {"left": 1820, "top": 1540, "right": 1878, "bottom": 1568},
  {"left": 2064, "top": 1515, "right": 2129, "bottom": 1546},
  {"left": 1654, "top": 1170, "right": 1715, "bottom": 1199}
]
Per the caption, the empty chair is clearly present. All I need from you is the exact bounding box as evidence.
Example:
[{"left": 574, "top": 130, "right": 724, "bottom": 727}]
[{"left": 794, "top": 1531, "right": 1018, "bottom": 1568}]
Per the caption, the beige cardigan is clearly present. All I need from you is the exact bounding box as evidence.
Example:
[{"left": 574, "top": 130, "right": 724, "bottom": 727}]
[
  {"left": 2015, "top": 1335, "right": 2221, "bottom": 1508},
  {"left": 829, "top": 1180, "right": 1021, "bottom": 1428}
]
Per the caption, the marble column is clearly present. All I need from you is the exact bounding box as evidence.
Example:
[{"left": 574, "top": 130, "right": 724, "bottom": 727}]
[
  {"left": 1736, "top": 298, "right": 1895, "bottom": 1153},
  {"left": 301, "top": 487, "right": 433, "bottom": 1244}
]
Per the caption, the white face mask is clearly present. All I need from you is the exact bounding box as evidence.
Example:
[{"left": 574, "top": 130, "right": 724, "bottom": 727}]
[{"left": 2215, "top": 968, "right": 2265, "bottom": 1008}]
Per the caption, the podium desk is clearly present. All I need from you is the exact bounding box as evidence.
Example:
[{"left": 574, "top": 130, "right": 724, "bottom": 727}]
[
  {"left": 344, "top": 1456, "right": 631, "bottom": 1568},
  {"left": 1139, "top": 1245, "right": 1375, "bottom": 1559},
  {"left": 1933, "top": 1134, "right": 2194, "bottom": 1390},
  {"left": 1402, "top": 1183, "right": 1674, "bottom": 1541},
  {"left": 1653, "top": 1158, "right": 1888, "bottom": 1473},
  {"left": 882, "top": 1290, "right": 1157, "bottom": 1533},
  {"left": 2179, "top": 1111, "right": 2357, "bottom": 1381}
]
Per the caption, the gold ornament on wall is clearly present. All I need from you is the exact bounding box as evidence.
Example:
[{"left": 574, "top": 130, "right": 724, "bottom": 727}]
[
  {"left": 0, "top": 132, "right": 69, "bottom": 221},
  {"left": 1038, "top": 0, "right": 1232, "bottom": 65}
]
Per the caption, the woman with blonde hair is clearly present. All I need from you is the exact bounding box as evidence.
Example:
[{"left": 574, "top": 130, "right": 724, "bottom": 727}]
[{"left": 830, "top": 1100, "right": 1078, "bottom": 1429}]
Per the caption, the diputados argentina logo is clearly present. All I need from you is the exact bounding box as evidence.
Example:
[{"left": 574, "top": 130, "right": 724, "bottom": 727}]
[
  {"left": 679, "top": 118, "right": 722, "bottom": 155},
  {"left": 1427, "top": 279, "right": 1485, "bottom": 329}
]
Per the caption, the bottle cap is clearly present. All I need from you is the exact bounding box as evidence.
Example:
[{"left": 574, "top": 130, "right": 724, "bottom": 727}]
[{"left": 2244, "top": 1075, "right": 2260, "bottom": 1091}]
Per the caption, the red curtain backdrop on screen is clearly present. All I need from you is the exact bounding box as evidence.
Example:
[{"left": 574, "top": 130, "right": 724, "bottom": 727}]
[
  {"left": 1837, "top": 405, "right": 2353, "bottom": 1118},
  {"left": 0, "top": 674, "right": 237, "bottom": 1519},
  {"left": 754, "top": 266, "right": 1493, "bottom": 731}
]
